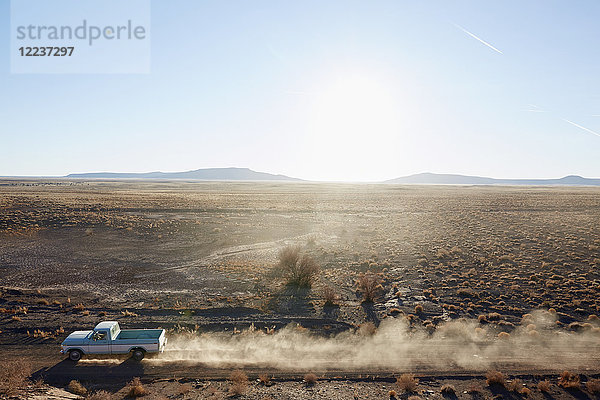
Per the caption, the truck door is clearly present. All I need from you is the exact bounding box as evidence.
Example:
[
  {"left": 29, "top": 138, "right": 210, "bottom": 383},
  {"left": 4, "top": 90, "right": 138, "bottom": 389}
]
[{"left": 88, "top": 330, "right": 110, "bottom": 354}]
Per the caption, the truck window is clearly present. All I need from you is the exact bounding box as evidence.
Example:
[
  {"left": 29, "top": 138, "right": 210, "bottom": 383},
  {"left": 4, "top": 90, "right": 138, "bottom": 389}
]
[{"left": 92, "top": 331, "right": 107, "bottom": 341}]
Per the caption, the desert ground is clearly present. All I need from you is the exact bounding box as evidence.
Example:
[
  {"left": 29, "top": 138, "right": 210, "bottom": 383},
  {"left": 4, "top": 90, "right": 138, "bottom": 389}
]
[{"left": 1, "top": 180, "right": 599, "bottom": 399}]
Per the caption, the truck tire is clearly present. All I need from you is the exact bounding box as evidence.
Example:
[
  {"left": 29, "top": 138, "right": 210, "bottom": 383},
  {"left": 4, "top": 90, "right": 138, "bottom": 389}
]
[
  {"left": 132, "top": 349, "right": 145, "bottom": 361},
  {"left": 69, "top": 349, "right": 82, "bottom": 362}
]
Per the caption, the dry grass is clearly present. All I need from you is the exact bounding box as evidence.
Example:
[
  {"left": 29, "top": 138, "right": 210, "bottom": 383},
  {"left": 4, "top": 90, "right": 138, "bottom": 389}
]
[
  {"left": 278, "top": 246, "right": 320, "bottom": 288},
  {"left": 127, "top": 377, "right": 148, "bottom": 397},
  {"left": 304, "top": 373, "right": 318, "bottom": 385},
  {"left": 0, "top": 360, "right": 31, "bottom": 396},
  {"left": 486, "top": 370, "right": 506, "bottom": 387},
  {"left": 356, "top": 272, "right": 383, "bottom": 303},
  {"left": 321, "top": 286, "right": 339, "bottom": 306},
  {"left": 258, "top": 373, "right": 272, "bottom": 386},
  {"left": 440, "top": 384, "right": 456, "bottom": 395},
  {"left": 396, "top": 373, "right": 419, "bottom": 393},
  {"left": 87, "top": 390, "right": 113, "bottom": 400},
  {"left": 586, "top": 378, "right": 600, "bottom": 394},
  {"left": 67, "top": 380, "right": 87, "bottom": 396},
  {"left": 558, "top": 371, "right": 580, "bottom": 390},
  {"left": 229, "top": 370, "right": 248, "bottom": 396},
  {"left": 537, "top": 380, "right": 551, "bottom": 393},
  {"left": 507, "top": 379, "right": 527, "bottom": 394}
]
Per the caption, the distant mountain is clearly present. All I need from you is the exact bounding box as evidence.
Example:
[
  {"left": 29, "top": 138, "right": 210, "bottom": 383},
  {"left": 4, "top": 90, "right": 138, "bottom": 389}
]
[
  {"left": 66, "top": 167, "right": 302, "bottom": 181},
  {"left": 384, "top": 173, "right": 600, "bottom": 186}
]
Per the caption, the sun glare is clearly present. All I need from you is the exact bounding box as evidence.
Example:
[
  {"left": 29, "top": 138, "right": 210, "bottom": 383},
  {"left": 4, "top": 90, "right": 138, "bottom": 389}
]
[{"left": 307, "top": 75, "right": 402, "bottom": 181}]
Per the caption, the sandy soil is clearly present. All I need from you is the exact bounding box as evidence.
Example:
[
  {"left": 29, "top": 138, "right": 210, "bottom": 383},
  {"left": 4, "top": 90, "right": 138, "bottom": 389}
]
[{"left": 1, "top": 180, "right": 599, "bottom": 398}]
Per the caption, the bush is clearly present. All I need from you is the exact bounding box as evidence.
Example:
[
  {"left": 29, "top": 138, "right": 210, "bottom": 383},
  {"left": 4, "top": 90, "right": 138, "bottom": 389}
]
[
  {"left": 258, "top": 373, "right": 272, "bottom": 386},
  {"left": 507, "top": 379, "right": 526, "bottom": 394},
  {"left": 558, "top": 371, "right": 580, "bottom": 390},
  {"left": 229, "top": 370, "right": 248, "bottom": 395},
  {"left": 127, "top": 377, "right": 147, "bottom": 397},
  {"left": 440, "top": 384, "right": 456, "bottom": 395},
  {"left": 68, "top": 380, "right": 87, "bottom": 396},
  {"left": 486, "top": 370, "right": 506, "bottom": 387},
  {"left": 537, "top": 380, "right": 551, "bottom": 393},
  {"left": 0, "top": 360, "right": 31, "bottom": 396},
  {"left": 586, "top": 378, "right": 600, "bottom": 394},
  {"left": 356, "top": 272, "right": 383, "bottom": 303},
  {"left": 304, "top": 373, "right": 318, "bottom": 385},
  {"left": 278, "top": 246, "right": 319, "bottom": 287},
  {"left": 396, "top": 373, "right": 419, "bottom": 392},
  {"left": 87, "top": 390, "right": 113, "bottom": 400},
  {"left": 321, "top": 286, "right": 339, "bottom": 306}
]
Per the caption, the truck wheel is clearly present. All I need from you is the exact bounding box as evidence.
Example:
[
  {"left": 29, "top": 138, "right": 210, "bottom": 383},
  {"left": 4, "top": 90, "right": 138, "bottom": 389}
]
[
  {"left": 132, "top": 349, "right": 145, "bottom": 361},
  {"left": 69, "top": 349, "right": 82, "bottom": 362}
]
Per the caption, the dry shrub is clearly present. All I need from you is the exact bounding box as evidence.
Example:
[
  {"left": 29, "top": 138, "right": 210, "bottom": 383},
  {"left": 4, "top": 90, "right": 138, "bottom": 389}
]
[
  {"left": 507, "top": 379, "right": 526, "bottom": 394},
  {"left": 37, "top": 299, "right": 50, "bottom": 305},
  {"left": 486, "top": 370, "right": 506, "bottom": 387},
  {"left": 487, "top": 312, "right": 501, "bottom": 321},
  {"left": 558, "top": 371, "right": 580, "bottom": 390},
  {"left": 229, "top": 370, "right": 248, "bottom": 395},
  {"left": 87, "top": 390, "right": 113, "bottom": 400},
  {"left": 358, "top": 322, "right": 377, "bottom": 336},
  {"left": 321, "top": 286, "right": 338, "bottom": 306},
  {"left": 356, "top": 272, "right": 383, "bottom": 303},
  {"left": 537, "top": 380, "right": 551, "bottom": 393},
  {"left": 127, "top": 377, "right": 148, "bottom": 397},
  {"left": 498, "top": 332, "right": 510, "bottom": 339},
  {"left": 68, "top": 380, "right": 87, "bottom": 396},
  {"left": 389, "top": 389, "right": 397, "bottom": 398},
  {"left": 414, "top": 304, "right": 424, "bottom": 314},
  {"left": 466, "top": 384, "right": 482, "bottom": 394},
  {"left": 258, "top": 374, "right": 272, "bottom": 386},
  {"left": 278, "top": 246, "right": 319, "bottom": 288},
  {"left": 304, "top": 373, "right": 318, "bottom": 385},
  {"left": 586, "top": 378, "right": 600, "bottom": 394},
  {"left": 440, "top": 384, "right": 456, "bottom": 395},
  {"left": 396, "top": 373, "right": 419, "bottom": 393},
  {"left": 0, "top": 360, "right": 31, "bottom": 396}
]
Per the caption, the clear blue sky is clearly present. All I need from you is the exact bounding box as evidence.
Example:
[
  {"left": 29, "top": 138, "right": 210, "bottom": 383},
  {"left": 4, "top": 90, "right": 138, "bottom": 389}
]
[{"left": 1, "top": 0, "right": 600, "bottom": 181}]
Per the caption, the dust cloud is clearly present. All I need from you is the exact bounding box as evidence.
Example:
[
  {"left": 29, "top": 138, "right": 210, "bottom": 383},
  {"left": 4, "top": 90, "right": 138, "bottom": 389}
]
[{"left": 152, "top": 311, "right": 600, "bottom": 371}]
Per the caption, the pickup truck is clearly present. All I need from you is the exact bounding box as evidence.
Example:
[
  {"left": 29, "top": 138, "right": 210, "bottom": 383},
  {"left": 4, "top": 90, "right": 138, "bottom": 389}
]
[{"left": 61, "top": 321, "right": 167, "bottom": 361}]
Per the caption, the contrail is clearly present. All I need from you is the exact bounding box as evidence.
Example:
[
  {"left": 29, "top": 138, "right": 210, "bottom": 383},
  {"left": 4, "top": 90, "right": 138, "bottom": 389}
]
[
  {"left": 454, "top": 23, "right": 503, "bottom": 54},
  {"left": 562, "top": 118, "right": 600, "bottom": 138}
]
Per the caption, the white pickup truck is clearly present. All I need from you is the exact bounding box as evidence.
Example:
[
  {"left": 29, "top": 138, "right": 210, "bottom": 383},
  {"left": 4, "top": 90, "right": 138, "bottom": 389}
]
[{"left": 60, "top": 321, "right": 167, "bottom": 361}]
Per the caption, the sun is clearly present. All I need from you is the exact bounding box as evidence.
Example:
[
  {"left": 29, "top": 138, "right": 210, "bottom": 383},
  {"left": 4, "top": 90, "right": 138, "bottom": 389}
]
[{"left": 306, "top": 74, "right": 402, "bottom": 181}]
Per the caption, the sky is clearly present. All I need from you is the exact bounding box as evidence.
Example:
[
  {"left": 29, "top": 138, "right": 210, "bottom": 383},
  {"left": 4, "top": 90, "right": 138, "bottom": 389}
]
[{"left": 1, "top": 0, "right": 600, "bottom": 181}]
